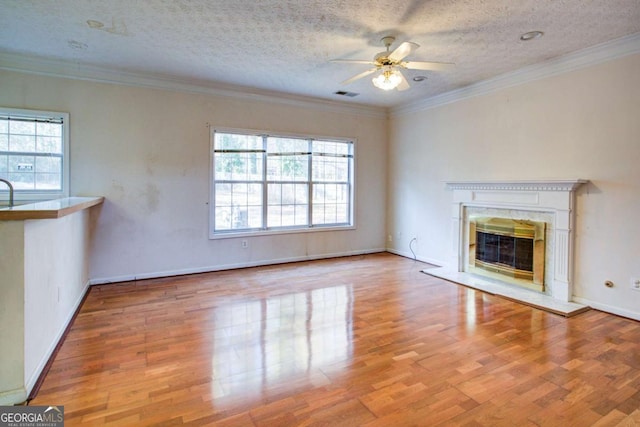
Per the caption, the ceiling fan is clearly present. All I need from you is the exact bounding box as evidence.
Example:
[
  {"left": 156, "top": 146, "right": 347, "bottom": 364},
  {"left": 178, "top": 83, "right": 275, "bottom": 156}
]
[{"left": 331, "top": 36, "right": 454, "bottom": 91}]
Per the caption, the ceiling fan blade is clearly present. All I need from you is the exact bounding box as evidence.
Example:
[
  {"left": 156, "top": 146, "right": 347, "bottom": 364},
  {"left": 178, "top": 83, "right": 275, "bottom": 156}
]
[
  {"left": 396, "top": 70, "right": 410, "bottom": 91},
  {"left": 403, "top": 61, "right": 455, "bottom": 71},
  {"left": 341, "top": 68, "right": 378, "bottom": 85},
  {"left": 330, "top": 59, "right": 376, "bottom": 65},
  {"left": 388, "top": 41, "right": 419, "bottom": 62}
]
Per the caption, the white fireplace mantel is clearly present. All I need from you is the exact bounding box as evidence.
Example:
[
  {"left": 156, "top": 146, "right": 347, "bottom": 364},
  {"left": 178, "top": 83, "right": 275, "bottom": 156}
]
[
  {"left": 425, "top": 179, "right": 589, "bottom": 316},
  {"left": 445, "top": 179, "right": 588, "bottom": 192}
]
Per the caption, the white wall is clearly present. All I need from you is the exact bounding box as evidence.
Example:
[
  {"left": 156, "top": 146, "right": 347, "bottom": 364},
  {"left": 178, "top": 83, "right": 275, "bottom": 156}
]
[
  {"left": 0, "top": 70, "right": 388, "bottom": 282},
  {"left": 388, "top": 52, "right": 640, "bottom": 319},
  {"left": 0, "top": 221, "right": 25, "bottom": 403},
  {"left": 0, "top": 209, "right": 90, "bottom": 405},
  {"left": 24, "top": 211, "right": 91, "bottom": 391}
]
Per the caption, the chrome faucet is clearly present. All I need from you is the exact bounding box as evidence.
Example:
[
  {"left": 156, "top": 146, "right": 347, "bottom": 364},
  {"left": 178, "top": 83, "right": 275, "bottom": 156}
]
[{"left": 0, "top": 178, "right": 14, "bottom": 208}]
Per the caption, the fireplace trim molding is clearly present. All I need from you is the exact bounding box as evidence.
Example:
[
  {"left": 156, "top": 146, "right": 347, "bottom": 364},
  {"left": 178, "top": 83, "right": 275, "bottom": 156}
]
[{"left": 440, "top": 179, "right": 588, "bottom": 309}]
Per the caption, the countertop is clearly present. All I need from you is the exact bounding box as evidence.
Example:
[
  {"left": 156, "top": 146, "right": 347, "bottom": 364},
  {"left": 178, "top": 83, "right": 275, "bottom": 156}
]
[{"left": 0, "top": 196, "right": 104, "bottom": 220}]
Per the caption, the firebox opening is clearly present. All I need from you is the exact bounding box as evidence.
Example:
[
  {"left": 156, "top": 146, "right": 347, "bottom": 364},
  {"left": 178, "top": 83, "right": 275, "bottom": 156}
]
[{"left": 468, "top": 217, "right": 546, "bottom": 292}]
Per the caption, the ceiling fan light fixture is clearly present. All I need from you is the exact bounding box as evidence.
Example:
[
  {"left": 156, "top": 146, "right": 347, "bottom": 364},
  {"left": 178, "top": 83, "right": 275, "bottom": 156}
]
[{"left": 372, "top": 69, "right": 402, "bottom": 91}]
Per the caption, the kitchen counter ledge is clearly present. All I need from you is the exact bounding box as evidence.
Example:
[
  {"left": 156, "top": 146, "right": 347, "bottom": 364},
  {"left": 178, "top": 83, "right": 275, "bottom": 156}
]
[{"left": 0, "top": 196, "right": 104, "bottom": 220}]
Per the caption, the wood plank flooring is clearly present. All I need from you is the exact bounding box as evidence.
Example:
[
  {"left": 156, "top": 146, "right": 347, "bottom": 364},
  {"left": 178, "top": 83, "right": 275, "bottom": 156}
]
[{"left": 30, "top": 253, "right": 640, "bottom": 426}]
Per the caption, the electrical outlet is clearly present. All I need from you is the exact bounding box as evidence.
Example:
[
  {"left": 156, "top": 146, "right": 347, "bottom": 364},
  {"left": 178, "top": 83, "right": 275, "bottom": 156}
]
[
  {"left": 241, "top": 240, "right": 248, "bottom": 249},
  {"left": 631, "top": 277, "right": 640, "bottom": 291},
  {"left": 387, "top": 234, "right": 392, "bottom": 243}
]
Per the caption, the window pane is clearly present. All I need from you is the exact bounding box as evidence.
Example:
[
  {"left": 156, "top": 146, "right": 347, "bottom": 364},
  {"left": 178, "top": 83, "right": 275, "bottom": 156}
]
[
  {"left": 312, "top": 183, "right": 349, "bottom": 225},
  {"left": 268, "top": 183, "right": 308, "bottom": 227},
  {"left": 267, "top": 154, "right": 308, "bottom": 181},
  {"left": 9, "top": 135, "right": 36, "bottom": 152},
  {"left": 8, "top": 172, "right": 35, "bottom": 190},
  {"left": 9, "top": 120, "right": 35, "bottom": 135},
  {"left": 277, "top": 204, "right": 307, "bottom": 227},
  {"left": 36, "top": 172, "right": 61, "bottom": 190},
  {"left": 295, "top": 204, "right": 308, "bottom": 225},
  {"left": 246, "top": 206, "right": 262, "bottom": 228},
  {"left": 215, "top": 152, "right": 262, "bottom": 181},
  {"left": 267, "top": 137, "right": 309, "bottom": 181},
  {"left": 267, "top": 137, "right": 307, "bottom": 153},
  {"left": 336, "top": 204, "right": 349, "bottom": 223},
  {"left": 215, "top": 132, "right": 262, "bottom": 150},
  {"left": 36, "top": 164, "right": 62, "bottom": 189},
  {"left": 312, "top": 140, "right": 351, "bottom": 183},
  {"left": 0, "top": 134, "right": 7, "bottom": 151},
  {"left": 231, "top": 206, "right": 250, "bottom": 229},
  {"left": 313, "top": 184, "right": 349, "bottom": 204},
  {"left": 214, "top": 182, "right": 262, "bottom": 231},
  {"left": 313, "top": 140, "right": 350, "bottom": 156},
  {"left": 268, "top": 205, "right": 282, "bottom": 228},
  {"left": 35, "top": 156, "right": 61, "bottom": 174},
  {"left": 36, "top": 136, "right": 62, "bottom": 154},
  {"left": 0, "top": 155, "right": 7, "bottom": 173},
  {"left": 9, "top": 155, "right": 35, "bottom": 172},
  {"left": 36, "top": 122, "right": 62, "bottom": 137},
  {"left": 313, "top": 155, "right": 350, "bottom": 182},
  {"left": 215, "top": 205, "right": 232, "bottom": 230}
]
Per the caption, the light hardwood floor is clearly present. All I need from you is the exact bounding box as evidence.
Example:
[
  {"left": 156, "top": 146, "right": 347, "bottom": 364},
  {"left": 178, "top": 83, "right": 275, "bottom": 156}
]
[{"left": 31, "top": 253, "right": 640, "bottom": 426}]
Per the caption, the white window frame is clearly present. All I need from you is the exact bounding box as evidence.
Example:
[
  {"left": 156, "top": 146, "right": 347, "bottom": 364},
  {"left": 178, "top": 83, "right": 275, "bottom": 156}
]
[
  {"left": 0, "top": 107, "right": 70, "bottom": 203},
  {"left": 209, "top": 127, "right": 356, "bottom": 239}
]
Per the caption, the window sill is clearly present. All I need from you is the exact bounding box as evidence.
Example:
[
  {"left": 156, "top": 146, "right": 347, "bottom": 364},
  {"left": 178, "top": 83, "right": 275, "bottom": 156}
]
[{"left": 209, "top": 224, "right": 355, "bottom": 240}]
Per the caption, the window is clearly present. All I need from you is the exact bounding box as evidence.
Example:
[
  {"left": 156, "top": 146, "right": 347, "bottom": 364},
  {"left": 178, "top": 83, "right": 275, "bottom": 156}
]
[
  {"left": 0, "top": 107, "right": 69, "bottom": 202},
  {"left": 211, "top": 129, "right": 354, "bottom": 237}
]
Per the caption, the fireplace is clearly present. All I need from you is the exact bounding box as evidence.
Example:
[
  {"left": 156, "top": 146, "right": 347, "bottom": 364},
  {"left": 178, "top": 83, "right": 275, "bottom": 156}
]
[
  {"left": 423, "top": 180, "right": 589, "bottom": 316},
  {"left": 468, "top": 217, "right": 545, "bottom": 292}
]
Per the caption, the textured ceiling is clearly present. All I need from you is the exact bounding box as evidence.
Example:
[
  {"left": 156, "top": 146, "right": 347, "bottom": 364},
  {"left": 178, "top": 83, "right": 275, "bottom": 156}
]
[{"left": 1, "top": 0, "right": 639, "bottom": 108}]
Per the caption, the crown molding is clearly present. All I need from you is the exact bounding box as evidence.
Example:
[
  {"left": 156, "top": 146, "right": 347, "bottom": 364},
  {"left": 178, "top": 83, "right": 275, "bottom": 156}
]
[
  {"left": 391, "top": 32, "right": 640, "bottom": 116},
  {"left": 0, "top": 52, "right": 387, "bottom": 119},
  {"left": 3, "top": 31, "right": 638, "bottom": 120}
]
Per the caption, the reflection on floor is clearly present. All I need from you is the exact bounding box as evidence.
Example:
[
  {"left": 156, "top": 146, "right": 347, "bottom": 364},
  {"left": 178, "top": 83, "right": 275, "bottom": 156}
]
[
  {"left": 31, "top": 253, "right": 640, "bottom": 426},
  {"left": 210, "top": 284, "right": 353, "bottom": 400}
]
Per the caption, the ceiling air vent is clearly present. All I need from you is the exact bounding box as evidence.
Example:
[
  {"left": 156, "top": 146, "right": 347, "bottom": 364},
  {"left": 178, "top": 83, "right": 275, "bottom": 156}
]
[{"left": 334, "top": 91, "right": 359, "bottom": 97}]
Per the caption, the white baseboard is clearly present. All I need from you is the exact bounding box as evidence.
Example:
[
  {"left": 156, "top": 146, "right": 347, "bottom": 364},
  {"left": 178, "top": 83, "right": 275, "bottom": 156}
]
[
  {"left": 572, "top": 296, "right": 640, "bottom": 321},
  {"left": 385, "top": 248, "right": 445, "bottom": 267},
  {"left": 90, "top": 248, "right": 387, "bottom": 285},
  {"left": 24, "top": 279, "right": 91, "bottom": 396}
]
